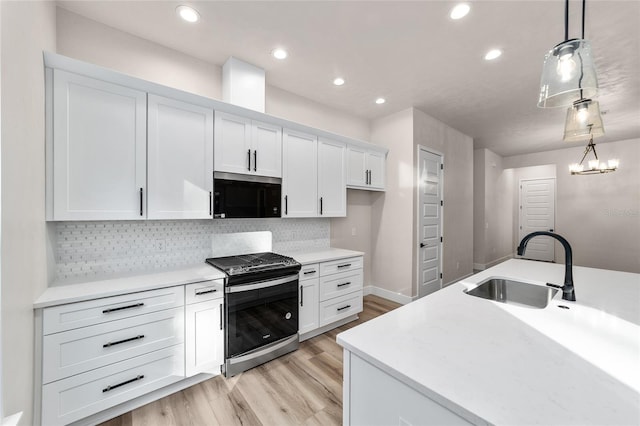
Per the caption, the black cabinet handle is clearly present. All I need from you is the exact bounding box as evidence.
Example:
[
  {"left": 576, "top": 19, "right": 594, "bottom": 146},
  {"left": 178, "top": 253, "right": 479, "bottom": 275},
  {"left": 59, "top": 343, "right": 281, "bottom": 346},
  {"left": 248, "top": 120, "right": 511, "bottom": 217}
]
[
  {"left": 102, "top": 302, "right": 144, "bottom": 314},
  {"left": 139, "top": 188, "right": 143, "bottom": 216},
  {"left": 219, "top": 303, "right": 223, "bottom": 330},
  {"left": 103, "top": 375, "right": 144, "bottom": 393},
  {"left": 337, "top": 304, "right": 351, "bottom": 312},
  {"left": 284, "top": 195, "right": 288, "bottom": 215},
  {"left": 103, "top": 335, "right": 145, "bottom": 348},
  {"left": 254, "top": 150, "right": 257, "bottom": 172},
  {"left": 209, "top": 191, "right": 213, "bottom": 216},
  {"left": 337, "top": 263, "right": 352, "bottom": 269},
  {"left": 300, "top": 285, "right": 304, "bottom": 307},
  {"left": 247, "top": 149, "right": 251, "bottom": 171},
  {"left": 303, "top": 270, "right": 316, "bottom": 275},
  {"left": 195, "top": 288, "right": 217, "bottom": 296},
  {"left": 337, "top": 282, "right": 351, "bottom": 288},
  {"left": 320, "top": 197, "right": 323, "bottom": 215}
]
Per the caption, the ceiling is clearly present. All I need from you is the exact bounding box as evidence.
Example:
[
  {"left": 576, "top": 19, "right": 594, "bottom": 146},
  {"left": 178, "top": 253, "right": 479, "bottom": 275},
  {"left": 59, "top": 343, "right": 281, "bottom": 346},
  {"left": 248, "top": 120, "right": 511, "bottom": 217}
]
[{"left": 57, "top": 0, "right": 640, "bottom": 157}]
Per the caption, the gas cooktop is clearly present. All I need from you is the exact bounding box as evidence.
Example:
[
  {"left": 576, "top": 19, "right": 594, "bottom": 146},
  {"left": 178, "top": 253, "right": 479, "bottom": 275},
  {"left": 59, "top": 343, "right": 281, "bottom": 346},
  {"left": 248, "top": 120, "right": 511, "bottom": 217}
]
[{"left": 206, "top": 252, "right": 301, "bottom": 284}]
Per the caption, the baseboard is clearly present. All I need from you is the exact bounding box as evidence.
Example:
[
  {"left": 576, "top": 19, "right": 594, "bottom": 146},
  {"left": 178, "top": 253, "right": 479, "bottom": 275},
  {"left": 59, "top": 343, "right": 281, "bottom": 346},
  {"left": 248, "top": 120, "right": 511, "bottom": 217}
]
[
  {"left": 473, "top": 254, "right": 513, "bottom": 271},
  {"left": 363, "top": 285, "right": 413, "bottom": 305}
]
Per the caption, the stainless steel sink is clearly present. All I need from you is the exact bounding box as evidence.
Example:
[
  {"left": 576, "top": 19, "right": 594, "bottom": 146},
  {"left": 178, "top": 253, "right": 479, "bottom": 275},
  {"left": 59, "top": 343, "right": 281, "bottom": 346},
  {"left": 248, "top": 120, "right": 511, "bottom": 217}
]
[{"left": 465, "top": 278, "right": 558, "bottom": 309}]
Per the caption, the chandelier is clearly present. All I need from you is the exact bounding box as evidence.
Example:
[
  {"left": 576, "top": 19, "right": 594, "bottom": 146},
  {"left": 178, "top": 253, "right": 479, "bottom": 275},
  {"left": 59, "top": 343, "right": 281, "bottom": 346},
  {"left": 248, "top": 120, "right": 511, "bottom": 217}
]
[{"left": 569, "top": 136, "right": 619, "bottom": 175}]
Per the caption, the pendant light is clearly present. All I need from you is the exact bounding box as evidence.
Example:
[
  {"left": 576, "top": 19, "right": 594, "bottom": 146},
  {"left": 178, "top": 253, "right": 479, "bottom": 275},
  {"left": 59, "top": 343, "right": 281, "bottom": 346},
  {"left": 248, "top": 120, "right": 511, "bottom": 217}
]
[
  {"left": 568, "top": 135, "right": 618, "bottom": 175},
  {"left": 538, "top": 0, "right": 599, "bottom": 108},
  {"left": 563, "top": 97, "right": 605, "bottom": 141}
]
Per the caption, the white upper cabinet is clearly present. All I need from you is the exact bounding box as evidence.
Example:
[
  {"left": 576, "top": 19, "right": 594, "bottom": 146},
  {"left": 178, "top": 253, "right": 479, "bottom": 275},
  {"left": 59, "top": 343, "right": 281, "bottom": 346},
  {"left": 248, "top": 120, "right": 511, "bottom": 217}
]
[
  {"left": 51, "top": 69, "right": 147, "bottom": 221},
  {"left": 347, "top": 146, "right": 386, "bottom": 191},
  {"left": 214, "top": 112, "right": 282, "bottom": 178},
  {"left": 282, "top": 129, "right": 318, "bottom": 217},
  {"left": 318, "top": 139, "right": 346, "bottom": 217},
  {"left": 147, "top": 95, "right": 214, "bottom": 220}
]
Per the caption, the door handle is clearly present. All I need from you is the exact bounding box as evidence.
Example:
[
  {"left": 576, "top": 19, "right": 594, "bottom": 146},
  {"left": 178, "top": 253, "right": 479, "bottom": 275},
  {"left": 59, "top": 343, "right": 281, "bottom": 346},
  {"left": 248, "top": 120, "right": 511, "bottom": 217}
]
[
  {"left": 549, "top": 229, "right": 554, "bottom": 232},
  {"left": 420, "top": 243, "right": 427, "bottom": 248},
  {"left": 247, "top": 149, "right": 251, "bottom": 171},
  {"left": 320, "top": 197, "right": 323, "bottom": 215},
  {"left": 209, "top": 191, "right": 212, "bottom": 216},
  {"left": 139, "top": 188, "right": 143, "bottom": 216},
  {"left": 254, "top": 150, "right": 257, "bottom": 172},
  {"left": 284, "top": 195, "right": 288, "bottom": 215}
]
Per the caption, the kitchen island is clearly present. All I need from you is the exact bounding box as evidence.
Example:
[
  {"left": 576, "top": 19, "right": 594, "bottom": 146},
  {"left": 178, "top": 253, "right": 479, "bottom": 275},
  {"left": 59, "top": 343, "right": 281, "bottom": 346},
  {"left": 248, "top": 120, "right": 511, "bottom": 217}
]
[{"left": 337, "top": 259, "right": 640, "bottom": 425}]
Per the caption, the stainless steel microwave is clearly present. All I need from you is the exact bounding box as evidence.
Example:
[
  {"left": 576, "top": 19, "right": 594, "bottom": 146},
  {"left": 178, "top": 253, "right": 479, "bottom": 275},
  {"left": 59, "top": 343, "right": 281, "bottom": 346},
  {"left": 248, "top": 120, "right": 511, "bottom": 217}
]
[{"left": 213, "top": 172, "right": 281, "bottom": 219}]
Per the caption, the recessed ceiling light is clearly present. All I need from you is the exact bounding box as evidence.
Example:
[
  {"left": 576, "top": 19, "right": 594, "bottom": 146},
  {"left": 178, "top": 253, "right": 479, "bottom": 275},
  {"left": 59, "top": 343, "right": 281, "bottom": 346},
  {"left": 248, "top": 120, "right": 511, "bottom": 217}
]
[
  {"left": 271, "top": 48, "right": 288, "bottom": 60},
  {"left": 176, "top": 5, "right": 200, "bottom": 23},
  {"left": 333, "top": 77, "right": 345, "bottom": 86},
  {"left": 450, "top": 3, "right": 471, "bottom": 20},
  {"left": 375, "top": 98, "right": 386, "bottom": 105},
  {"left": 484, "top": 49, "right": 502, "bottom": 60}
]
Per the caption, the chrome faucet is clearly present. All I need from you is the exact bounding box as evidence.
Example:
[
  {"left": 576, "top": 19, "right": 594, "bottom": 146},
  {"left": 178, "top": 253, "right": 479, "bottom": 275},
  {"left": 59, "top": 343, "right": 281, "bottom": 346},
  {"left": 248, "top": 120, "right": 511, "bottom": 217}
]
[{"left": 516, "top": 231, "right": 576, "bottom": 302}]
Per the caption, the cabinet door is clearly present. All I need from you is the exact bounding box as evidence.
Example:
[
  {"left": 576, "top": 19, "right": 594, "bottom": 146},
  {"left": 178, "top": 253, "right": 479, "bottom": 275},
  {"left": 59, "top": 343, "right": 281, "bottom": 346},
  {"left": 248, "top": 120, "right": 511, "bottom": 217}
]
[
  {"left": 148, "top": 95, "right": 213, "bottom": 219},
  {"left": 367, "top": 151, "right": 386, "bottom": 190},
  {"left": 347, "top": 146, "right": 368, "bottom": 188},
  {"left": 282, "top": 129, "right": 318, "bottom": 217},
  {"left": 318, "top": 139, "right": 346, "bottom": 217},
  {"left": 299, "top": 279, "right": 319, "bottom": 335},
  {"left": 252, "top": 120, "right": 282, "bottom": 178},
  {"left": 52, "top": 70, "right": 147, "bottom": 220},
  {"left": 185, "top": 299, "right": 223, "bottom": 377},
  {"left": 214, "top": 112, "right": 252, "bottom": 175}
]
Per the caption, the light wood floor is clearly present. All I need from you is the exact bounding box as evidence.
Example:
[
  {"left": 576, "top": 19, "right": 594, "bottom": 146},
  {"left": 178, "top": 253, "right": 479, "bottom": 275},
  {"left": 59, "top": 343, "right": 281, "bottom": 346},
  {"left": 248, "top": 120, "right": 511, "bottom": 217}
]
[{"left": 100, "top": 295, "right": 401, "bottom": 426}]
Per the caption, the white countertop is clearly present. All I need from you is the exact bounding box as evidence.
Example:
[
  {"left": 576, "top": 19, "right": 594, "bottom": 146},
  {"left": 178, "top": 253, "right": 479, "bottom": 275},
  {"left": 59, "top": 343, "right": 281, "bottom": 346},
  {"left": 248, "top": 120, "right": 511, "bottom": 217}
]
[
  {"left": 35, "top": 247, "right": 362, "bottom": 309},
  {"left": 282, "top": 247, "right": 364, "bottom": 265},
  {"left": 337, "top": 259, "right": 640, "bottom": 425}
]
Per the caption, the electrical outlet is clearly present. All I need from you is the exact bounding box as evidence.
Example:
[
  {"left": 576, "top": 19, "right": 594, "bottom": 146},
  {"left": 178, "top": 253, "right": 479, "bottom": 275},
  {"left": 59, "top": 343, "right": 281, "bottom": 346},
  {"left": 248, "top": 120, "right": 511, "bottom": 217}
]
[
  {"left": 351, "top": 227, "right": 356, "bottom": 236},
  {"left": 155, "top": 238, "right": 165, "bottom": 253}
]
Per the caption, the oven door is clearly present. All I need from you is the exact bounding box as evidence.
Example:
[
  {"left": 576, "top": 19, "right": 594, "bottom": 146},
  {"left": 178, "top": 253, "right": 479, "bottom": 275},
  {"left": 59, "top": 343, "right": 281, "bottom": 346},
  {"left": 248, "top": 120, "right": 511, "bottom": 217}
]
[{"left": 225, "top": 274, "right": 299, "bottom": 360}]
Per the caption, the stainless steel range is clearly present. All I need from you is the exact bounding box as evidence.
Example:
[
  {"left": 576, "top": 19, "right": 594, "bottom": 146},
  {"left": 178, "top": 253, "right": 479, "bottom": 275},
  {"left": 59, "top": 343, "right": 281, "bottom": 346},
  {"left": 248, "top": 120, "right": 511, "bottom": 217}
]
[{"left": 206, "top": 252, "right": 301, "bottom": 377}]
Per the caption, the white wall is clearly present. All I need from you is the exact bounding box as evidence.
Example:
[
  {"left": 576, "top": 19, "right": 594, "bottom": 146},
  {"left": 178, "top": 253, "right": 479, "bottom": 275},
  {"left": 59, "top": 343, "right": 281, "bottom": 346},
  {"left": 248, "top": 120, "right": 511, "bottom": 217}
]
[
  {"left": 473, "top": 148, "right": 514, "bottom": 269},
  {"left": 370, "top": 108, "right": 415, "bottom": 297},
  {"left": 1, "top": 2, "right": 57, "bottom": 424},
  {"left": 413, "top": 108, "right": 474, "bottom": 286},
  {"left": 504, "top": 138, "right": 640, "bottom": 273}
]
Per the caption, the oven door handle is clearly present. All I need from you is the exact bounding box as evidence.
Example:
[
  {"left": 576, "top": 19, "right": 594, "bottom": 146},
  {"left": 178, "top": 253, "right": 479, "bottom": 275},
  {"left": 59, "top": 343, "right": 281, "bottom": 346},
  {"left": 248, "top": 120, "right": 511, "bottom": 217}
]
[{"left": 225, "top": 274, "right": 299, "bottom": 293}]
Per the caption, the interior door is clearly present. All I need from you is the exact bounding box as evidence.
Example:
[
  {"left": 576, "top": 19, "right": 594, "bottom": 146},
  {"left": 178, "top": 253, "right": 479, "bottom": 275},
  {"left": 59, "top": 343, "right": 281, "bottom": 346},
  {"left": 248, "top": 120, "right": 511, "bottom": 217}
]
[
  {"left": 417, "top": 148, "right": 443, "bottom": 298},
  {"left": 519, "top": 178, "right": 556, "bottom": 262}
]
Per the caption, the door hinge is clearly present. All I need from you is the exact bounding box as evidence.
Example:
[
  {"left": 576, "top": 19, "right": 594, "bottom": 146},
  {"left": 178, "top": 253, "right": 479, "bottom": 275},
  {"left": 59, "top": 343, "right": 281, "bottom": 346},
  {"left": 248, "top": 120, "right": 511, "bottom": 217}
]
[
  {"left": 440, "top": 164, "right": 444, "bottom": 170},
  {"left": 440, "top": 236, "right": 443, "bottom": 243},
  {"left": 440, "top": 273, "right": 443, "bottom": 279},
  {"left": 440, "top": 200, "right": 443, "bottom": 207}
]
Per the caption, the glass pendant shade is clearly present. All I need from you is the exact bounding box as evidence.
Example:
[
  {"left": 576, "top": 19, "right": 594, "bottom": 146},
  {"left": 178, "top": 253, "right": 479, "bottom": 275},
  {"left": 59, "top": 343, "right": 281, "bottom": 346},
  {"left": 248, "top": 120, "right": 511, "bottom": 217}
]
[
  {"left": 563, "top": 98, "right": 605, "bottom": 141},
  {"left": 538, "top": 39, "right": 599, "bottom": 108}
]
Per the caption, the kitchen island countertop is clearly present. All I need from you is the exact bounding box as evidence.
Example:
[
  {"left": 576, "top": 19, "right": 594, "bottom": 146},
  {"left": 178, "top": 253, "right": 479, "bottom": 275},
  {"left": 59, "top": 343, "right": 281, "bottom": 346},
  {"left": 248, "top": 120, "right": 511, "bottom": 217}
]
[{"left": 337, "top": 259, "right": 640, "bottom": 425}]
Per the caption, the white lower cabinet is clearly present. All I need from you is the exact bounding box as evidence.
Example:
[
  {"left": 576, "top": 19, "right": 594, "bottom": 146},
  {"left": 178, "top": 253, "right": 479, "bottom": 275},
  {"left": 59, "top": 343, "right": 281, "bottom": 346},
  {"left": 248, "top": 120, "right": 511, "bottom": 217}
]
[
  {"left": 298, "top": 255, "right": 363, "bottom": 340},
  {"left": 39, "top": 281, "right": 225, "bottom": 425},
  {"left": 299, "top": 264, "right": 320, "bottom": 335},
  {"left": 42, "top": 345, "right": 184, "bottom": 426},
  {"left": 185, "top": 281, "right": 224, "bottom": 377}
]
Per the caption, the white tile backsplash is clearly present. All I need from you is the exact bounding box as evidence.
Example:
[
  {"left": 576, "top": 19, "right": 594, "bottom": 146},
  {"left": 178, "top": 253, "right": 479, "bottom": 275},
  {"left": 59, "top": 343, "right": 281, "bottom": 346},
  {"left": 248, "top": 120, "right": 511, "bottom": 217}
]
[{"left": 53, "top": 218, "right": 330, "bottom": 280}]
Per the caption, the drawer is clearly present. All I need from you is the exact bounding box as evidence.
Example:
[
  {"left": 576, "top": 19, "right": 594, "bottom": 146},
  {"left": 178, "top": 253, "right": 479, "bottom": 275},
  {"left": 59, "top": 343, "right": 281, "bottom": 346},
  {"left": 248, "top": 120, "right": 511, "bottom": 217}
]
[
  {"left": 299, "top": 263, "right": 320, "bottom": 281},
  {"left": 319, "top": 290, "right": 363, "bottom": 327},
  {"left": 319, "top": 256, "right": 363, "bottom": 276},
  {"left": 185, "top": 279, "right": 224, "bottom": 305},
  {"left": 319, "top": 270, "right": 363, "bottom": 302},
  {"left": 42, "top": 345, "right": 184, "bottom": 426},
  {"left": 43, "top": 286, "right": 184, "bottom": 335},
  {"left": 43, "top": 307, "right": 184, "bottom": 384}
]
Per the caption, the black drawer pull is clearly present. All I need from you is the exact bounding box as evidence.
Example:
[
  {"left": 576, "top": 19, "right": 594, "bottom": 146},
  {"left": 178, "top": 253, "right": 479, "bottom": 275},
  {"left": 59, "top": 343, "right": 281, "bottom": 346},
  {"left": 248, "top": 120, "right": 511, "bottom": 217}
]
[
  {"left": 247, "top": 149, "right": 251, "bottom": 171},
  {"left": 337, "top": 282, "right": 351, "bottom": 288},
  {"left": 195, "top": 288, "right": 218, "bottom": 296},
  {"left": 284, "top": 195, "right": 288, "bottom": 215},
  {"left": 103, "top": 335, "right": 145, "bottom": 348},
  {"left": 303, "top": 270, "right": 316, "bottom": 275},
  {"left": 300, "top": 285, "right": 304, "bottom": 307},
  {"left": 337, "top": 304, "right": 352, "bottom": 312},
  {"left": 139, "top": 188, "right": 144, "bottom": 216},
  {"left": 102, "top": 302, "right": 144, "bottom": 314},
  {"left": 209, "top": 191, "right": 213, "bottom": 216},
  {"left": 103, "top": 375, "right": 144, "bottom": 393},
  {"left": 337, "top": 263, "right": 352, "bottom": 269}
]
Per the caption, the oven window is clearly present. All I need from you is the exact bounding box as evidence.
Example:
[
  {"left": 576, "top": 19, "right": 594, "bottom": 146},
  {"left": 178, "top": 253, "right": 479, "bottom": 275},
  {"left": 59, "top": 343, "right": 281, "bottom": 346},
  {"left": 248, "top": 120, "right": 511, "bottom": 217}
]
[{"left": 226, "top": 279, "right": 299, "bottom": 358}]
